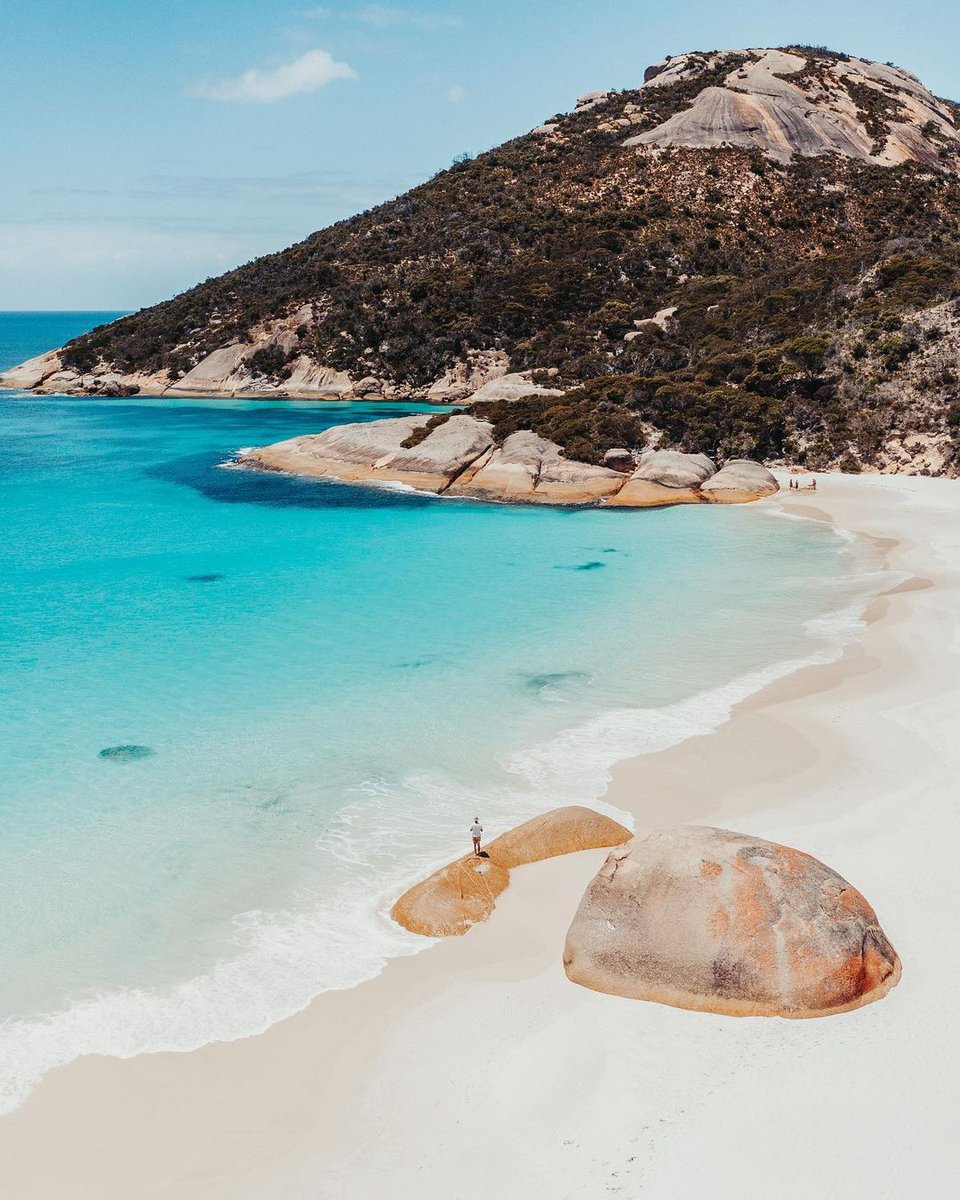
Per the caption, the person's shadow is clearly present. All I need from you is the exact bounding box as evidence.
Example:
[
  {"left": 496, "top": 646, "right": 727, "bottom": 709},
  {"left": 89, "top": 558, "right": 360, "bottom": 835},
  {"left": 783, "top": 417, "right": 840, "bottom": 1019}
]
[{"left": 477, "top": 850, "right": 490, "bottom": 859}]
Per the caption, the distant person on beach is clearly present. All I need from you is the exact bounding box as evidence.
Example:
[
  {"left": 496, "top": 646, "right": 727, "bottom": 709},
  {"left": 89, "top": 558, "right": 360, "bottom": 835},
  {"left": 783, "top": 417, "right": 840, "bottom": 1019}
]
[
  {"left": 470, "top": 818, "right": 484, "bottom": 856},
  {"left": 812, "top": 478, "right": 817, "bottom": 490}
]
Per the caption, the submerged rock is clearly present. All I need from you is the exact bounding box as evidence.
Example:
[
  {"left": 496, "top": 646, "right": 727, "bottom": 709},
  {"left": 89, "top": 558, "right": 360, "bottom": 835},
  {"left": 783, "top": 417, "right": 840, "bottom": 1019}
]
[
  {"left": 563, "top": 826, "right": 901, "bottom": 1018},
  {"left": 99, "top": 744, "right": 155, "bottom": 762},
  {"left": 391, "top": 806, "right": 632, "bottom": 937}
]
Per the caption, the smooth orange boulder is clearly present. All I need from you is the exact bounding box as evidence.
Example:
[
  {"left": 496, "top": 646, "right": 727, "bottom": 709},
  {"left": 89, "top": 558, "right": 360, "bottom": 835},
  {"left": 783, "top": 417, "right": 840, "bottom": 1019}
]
[
  {"left": 391, "top": 855, "right": 510, "bottom": 938},
  {"left": 485, "top": 806, "right": 632, "bottom": 869},
  {"left": 564, "top": 826, "right": 901, "bottom": 1018},
  {"left": 391, "top": 806, "right": 632, "bottom": 938}
]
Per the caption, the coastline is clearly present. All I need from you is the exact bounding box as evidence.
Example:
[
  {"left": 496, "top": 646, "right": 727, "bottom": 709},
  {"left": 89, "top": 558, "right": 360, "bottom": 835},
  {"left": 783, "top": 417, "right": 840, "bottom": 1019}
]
[{"left": 1, "top": 472, "right": 958, "bottom": 1197}]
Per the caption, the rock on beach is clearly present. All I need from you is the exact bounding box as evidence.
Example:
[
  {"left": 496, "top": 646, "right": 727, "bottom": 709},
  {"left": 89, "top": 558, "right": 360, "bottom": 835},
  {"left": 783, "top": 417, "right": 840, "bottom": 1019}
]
[
  {"left": 563, "top": 826, "right": 901, "bottom": 1017},
  {"left": 391, "top": 806, "right": 632, "bottom": 937}
]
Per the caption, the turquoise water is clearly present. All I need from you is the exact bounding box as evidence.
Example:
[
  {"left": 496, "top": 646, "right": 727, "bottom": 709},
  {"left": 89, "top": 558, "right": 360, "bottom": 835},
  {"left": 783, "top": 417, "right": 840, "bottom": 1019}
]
[
  {"left": 0, "top": 311, "right": 126, "bottom": 372},
  {"left": 0, "top": 315, "right": 882, "bottom": 1110}
]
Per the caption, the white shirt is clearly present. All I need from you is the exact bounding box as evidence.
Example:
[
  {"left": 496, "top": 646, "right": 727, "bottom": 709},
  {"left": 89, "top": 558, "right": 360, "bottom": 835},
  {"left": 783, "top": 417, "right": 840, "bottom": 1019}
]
[{"left": 470, "top": 823, "right": 483, "bottom": 838}]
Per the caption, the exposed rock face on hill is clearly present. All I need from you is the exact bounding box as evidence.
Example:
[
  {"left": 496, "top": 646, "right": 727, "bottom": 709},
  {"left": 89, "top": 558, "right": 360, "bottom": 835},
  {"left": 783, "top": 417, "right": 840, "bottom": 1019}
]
[
  {"left": 628, "top": 49, "right": 960, "bottom": 169},
  {"left": 238, "top": 416, "right": 778, "bottom": 506},
  {"left": 563, "top": 827, "right": 901, "bottom": 1017},
  {"left": 391, "top": 806, "right": 631, "bottom": 938},
  {"left": 6, "top": 44, "right": 960, "bottom": 475}
]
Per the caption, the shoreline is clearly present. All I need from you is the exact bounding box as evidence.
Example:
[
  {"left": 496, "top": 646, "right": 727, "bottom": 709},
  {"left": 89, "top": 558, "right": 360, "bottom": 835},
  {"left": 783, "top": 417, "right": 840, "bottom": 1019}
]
[
  {"left": 1, "top": 472, "right": 958, "bottom": 1197},
  {"left": 0, "top": 490, "right": 876, "bottom": 1118}
]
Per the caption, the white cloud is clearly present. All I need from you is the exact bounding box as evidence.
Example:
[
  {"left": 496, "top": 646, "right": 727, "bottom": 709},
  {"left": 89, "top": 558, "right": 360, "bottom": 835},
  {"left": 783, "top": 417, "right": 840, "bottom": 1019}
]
[
  {"left": 447, "top": 85, "right": 465, "bottom": 102},
  {"left": 191, "top": 48, "right": 356, "bottom": 103}
]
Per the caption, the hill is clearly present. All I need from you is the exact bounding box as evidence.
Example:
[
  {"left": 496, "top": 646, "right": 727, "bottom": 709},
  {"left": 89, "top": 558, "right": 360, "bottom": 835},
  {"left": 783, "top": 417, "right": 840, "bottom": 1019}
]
[{"left": 6, "top": 46, "right": 960, "bottom": 475}]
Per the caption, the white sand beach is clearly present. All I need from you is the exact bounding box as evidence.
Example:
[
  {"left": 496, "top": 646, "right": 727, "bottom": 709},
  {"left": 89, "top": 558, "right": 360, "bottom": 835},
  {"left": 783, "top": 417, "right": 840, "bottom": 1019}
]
[{"left": 1, "top": 472, "right": 958, "bottom": 1199}]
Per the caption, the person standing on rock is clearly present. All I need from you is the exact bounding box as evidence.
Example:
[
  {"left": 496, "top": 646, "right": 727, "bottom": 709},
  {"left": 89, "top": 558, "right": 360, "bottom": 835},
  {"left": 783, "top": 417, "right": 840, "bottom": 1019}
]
[{"left": 470, "top": 818, "right": 484, "bottom": 857}]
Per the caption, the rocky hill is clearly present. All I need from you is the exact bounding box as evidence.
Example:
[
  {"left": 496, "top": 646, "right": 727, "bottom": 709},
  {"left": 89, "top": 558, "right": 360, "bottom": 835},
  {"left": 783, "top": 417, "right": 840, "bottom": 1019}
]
[{"left": 7, "top": 45, "right": 960, "bottom": 475}]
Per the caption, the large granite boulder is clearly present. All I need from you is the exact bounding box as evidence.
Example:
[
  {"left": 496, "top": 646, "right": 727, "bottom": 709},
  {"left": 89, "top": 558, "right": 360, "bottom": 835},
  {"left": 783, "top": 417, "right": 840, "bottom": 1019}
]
[
  {"left": 166, "top": 344, "right": 254, "bottom": 393},
  {"left": 239, "top": 414, "right": 495, "bottom": 492},
  {"left": 360, "top": 414, "right": 494, "bottom": 490},
  {"left": 700, "top": 459, "right": 779, "bottom": 504},
  {"left": 607, "top": 449, "right": 716, "bottom": 508},
  {"left": 533, "top": 445, "right": 628, "bottom": 504},
  {"left": 449, "top": 430, "right": 624, "bottom": 504},
  {"left": 464, "top": 372, "right": 564, "bottom": 404},
  {"left": 485, "top": 805, "right": 632, "bottom": 869},
  {"left": 0, "top": 350, "right": 62, "bottom": 390},
  {"left": 563, "top": 827, "right": 901, "bottom": 1018},
  {"left": 635, "top": 449, "right": 717, "bottom": 488},
  {"left": 391, "top": 806, "right": 632, "bottom": 937},
  {"left": 239, "top": 415, "right": 431, "bottom": 480},
  {"left": 391, "top": 854, "right": 510, "bottom": 938}
]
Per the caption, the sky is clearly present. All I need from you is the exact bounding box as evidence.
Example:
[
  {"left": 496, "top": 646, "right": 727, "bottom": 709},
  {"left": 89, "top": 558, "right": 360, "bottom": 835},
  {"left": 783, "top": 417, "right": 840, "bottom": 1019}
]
[{"left": 1, "top": 0, "right": 958, "bottom": 310}]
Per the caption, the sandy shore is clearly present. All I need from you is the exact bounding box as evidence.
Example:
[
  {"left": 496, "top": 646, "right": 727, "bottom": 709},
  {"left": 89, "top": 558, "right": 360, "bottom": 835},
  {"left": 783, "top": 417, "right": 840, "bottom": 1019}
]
[{"left": 1, "top": 472, "right": 958, "bottom": 1199}]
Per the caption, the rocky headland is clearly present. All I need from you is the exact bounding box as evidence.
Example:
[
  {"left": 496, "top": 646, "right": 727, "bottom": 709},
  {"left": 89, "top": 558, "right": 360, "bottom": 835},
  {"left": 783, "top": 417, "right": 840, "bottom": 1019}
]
[
  {"left": 236, "top": 415, "right": 779, "bottom": 507},
  {"left": 5, "top": 46, "right": 960, "bottom": 476}
]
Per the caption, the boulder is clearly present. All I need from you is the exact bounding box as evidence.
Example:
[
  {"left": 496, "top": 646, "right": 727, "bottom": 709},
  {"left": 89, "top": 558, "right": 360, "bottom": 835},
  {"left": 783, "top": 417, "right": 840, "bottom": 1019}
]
[
  {"left": 0, "top": 350, "right": 62, "bottom": 390},
  {"left": 238, "top": 415, "right": 431, "bottom": 480},
  {"left": 280, "top": 358, "right": 355, "bottom": 399},
  {"left": 634, "top": 449, "right": 717, "bottom": 488},
  {"left": 563, "top": 827, "right": 901, "bottom": 1018},
  {"left": 602, "top": 448, "right": 636, "bottom": 472},
  {"left": 372, "top": 414, "right": 494, "bottom": 490},
  {"left": 604, "top": 479, "right": 704, "bottom": 508},
  {"left": 426, "top": 349, "right": 511, "bottom": 403},
  {"left": 700, "top": 459, "right": 779, "bottom": 504},
  {"left": 391, "top": 855, "right": 510, "bottom": 938},
  {"left": 625, "top": 306, "right": 678, "bottom": 336},
  {"left": 448, "top": 430, "right": 623, "bottom": 504},
  {"left": 485, "top": 806, "right": 631, "bottom": 869},
  {"left": 391, "top": 806, "right": 632, "bottom": 937},
  {"left": 533, "top": 446, "right": 629, "bottom": 504},
  {"left": 465, "top": 372, "right": 564, "bottom": 404},
  {"left": 166, "top": 344, "right": 254, "bottom": 393},
  {"left": 239, "top": 414, "right": 494, "bottom": 493},
  {"left": 605, "top": 449, "right": 716, "bottom": 508}
]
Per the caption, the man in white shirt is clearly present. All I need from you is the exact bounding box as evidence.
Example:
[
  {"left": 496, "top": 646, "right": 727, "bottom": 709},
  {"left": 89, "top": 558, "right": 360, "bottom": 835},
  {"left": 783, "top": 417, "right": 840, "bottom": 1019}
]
[{"left": 470, "top": 818, "right": 483, "bottom": 857}]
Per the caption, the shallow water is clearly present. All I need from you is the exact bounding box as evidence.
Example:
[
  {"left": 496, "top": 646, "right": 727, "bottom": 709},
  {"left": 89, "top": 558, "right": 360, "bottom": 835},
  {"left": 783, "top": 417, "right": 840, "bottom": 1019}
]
[{"left": 0, "top": 317, "right": 885, "bottom": 1110}]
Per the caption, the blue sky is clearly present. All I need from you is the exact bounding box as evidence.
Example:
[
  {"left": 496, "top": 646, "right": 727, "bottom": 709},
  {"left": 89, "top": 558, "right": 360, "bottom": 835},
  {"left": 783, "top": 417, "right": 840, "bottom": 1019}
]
[{"left": 1, "top": 0, "right": 957, "bottom": 309}]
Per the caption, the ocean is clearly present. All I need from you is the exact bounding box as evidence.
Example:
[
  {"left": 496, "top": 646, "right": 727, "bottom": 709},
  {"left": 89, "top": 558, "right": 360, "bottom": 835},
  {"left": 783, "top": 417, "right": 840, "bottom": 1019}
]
[{"left": 0, "top": 313, "right": 885, "bottom": 1111}]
